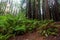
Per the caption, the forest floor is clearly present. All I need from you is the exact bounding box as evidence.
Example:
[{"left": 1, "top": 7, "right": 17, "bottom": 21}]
[{"left": 9, "top": 22, "right": 60, "bottom": 40}]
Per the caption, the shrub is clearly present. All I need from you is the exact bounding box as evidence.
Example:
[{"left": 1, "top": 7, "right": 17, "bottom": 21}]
[
  {"left": 39, "top": 27, "right": 58, "bottom": 37},
  {"left": 0, "top": 13, "right": 56, "bottom": 40},
  {"left": 38, "top": 20, "right": 58, "bottom": 37}
]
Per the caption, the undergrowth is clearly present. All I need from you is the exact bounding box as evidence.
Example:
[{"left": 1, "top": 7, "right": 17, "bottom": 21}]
[{"left": 0, "top": 13, "right": 58, "bottom": 40}]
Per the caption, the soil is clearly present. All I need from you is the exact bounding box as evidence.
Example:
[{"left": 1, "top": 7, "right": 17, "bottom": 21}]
[{"left": 9, "top": 22, "right": 60, "bottom": 40}]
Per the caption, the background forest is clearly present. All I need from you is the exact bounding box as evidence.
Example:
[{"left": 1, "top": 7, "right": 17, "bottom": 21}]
[{"left": 0, "top": 0, "right": 60, "bottom": 40}]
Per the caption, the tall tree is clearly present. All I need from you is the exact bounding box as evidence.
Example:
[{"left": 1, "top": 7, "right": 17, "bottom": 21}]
[
  {"left": 53, "top": 0, "right": 60, "bottom": 21},
  {"left": 45, "top": 0, "right": 50, "bottom": 20},
  {"left": 35, "top": 0, "right": 39, "bottom": 19},
  {"left": 27, "top": 0, "right": 32, "bottom": 19},
  {"left": 38, "top": 0, "right": 41, "bottom": 20},
  {"left": 32, "top": 0, "right": 35, "bottom": 19}
]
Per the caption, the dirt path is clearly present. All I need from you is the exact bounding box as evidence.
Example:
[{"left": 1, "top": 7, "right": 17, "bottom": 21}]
[
  {"left": 9, "top": 32, "right": 60, "bottom": 40},
  {"left": 9, "top": 31, "right": 46, "bottom": 40},
  {"left": 9, "top": 22, "right": 60, "bottom": 40}
]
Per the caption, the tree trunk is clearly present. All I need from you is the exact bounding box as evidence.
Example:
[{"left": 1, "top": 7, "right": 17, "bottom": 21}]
[
  {"left": 38, "top": 0, "right": 41, "bottom": 20},
  {"left": 27, "top": 0, "right": 32, "bottom": 19},
  {"left": 35, "top": 0, "right": 39, "bottom": 19},
  {"left": 53, "top": 0, "right": 60, "bottom": 21},
  {"left": 45, "top": 0, "right": 50, "bottom": 20}
]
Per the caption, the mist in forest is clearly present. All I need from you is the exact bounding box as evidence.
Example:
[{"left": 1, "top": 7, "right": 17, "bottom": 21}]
[{"left": 0, "top": 0, "right": 26, "bottom": 15}]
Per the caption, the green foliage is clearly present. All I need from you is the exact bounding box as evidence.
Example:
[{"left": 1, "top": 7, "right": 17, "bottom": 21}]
[
  {"left": 38, "top": 20, "right": 58, "bottom": 37},
  {"left": 0, "top": 33, "right": 12, "bottom": 40},
  {"left": 0, "top": 12, "right": 57, "bottom": 40},
  {"left": 40, "top": 27, "right": 58, "bottom": 37},
  {"left": 14, "top": 25, "right": 26, "bottom": 35},
  {"left": 0, "top": 13, "right": 37, "bottom": 39}
]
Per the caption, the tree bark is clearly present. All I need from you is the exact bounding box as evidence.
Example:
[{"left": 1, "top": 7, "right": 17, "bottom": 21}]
[
  {"left": 45, "top": 0, "right": 50, "bottom": 20},
  {"left": 35, "top": 0, "right": 39, "bottom": 19},
  {"left": 27, "top": 0, "right": 32, "bottom": 19}
]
